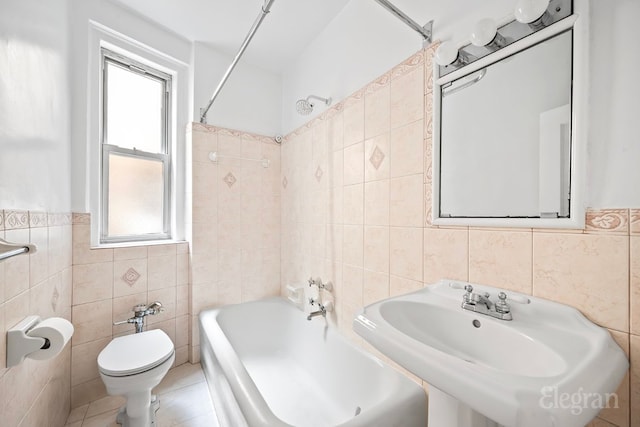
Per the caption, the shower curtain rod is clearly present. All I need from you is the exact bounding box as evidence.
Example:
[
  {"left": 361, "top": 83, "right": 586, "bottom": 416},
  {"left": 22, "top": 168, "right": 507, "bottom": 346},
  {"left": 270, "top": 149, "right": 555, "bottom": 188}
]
[
  {"left": 373, "top": 0, "right": 433, "bottom": 45},
  {"left": 200, "top": 0, "right": 276, "bottom": 124}
]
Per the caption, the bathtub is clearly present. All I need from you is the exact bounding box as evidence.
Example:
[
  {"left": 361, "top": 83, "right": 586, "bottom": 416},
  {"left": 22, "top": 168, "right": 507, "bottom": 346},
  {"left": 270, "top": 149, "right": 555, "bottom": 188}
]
[{"left": 199, "top": 297, "right": 428, "bottom": 427}]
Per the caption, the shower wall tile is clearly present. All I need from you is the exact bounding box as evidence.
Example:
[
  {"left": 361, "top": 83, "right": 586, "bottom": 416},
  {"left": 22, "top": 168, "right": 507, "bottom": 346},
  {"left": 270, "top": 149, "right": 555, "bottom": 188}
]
[
  {"left": 390, "top": 174, "right": 424, "bottom": 227},
  {"left": 390, "top": 119, "right": 424, "bottom": 178},
  {"left": 364, "top": 133, "right": 390, "bottom": 181},
  {"left": 364, "top": 226, "right": 390, "bottom": 274},
  {"left": 281, "top": 45, "right": 637, "bottom": 426},
  {"left": 364, "top": 81, "right": 390, "bottom": 139},
  {"left": 343, "top": 96, "right": 365, "bottom": 147},
  {"left": 343, "top": 142, "right": 364, "bottom": 185},
  {"left": 390, "top": 66, "right": 424, "bottom": 129},
  {"left": 390, "top": 227, "right": 423, "bottom": 282},
  {"left": 364, "top": 179, "right": 389, "bottom": 226}
]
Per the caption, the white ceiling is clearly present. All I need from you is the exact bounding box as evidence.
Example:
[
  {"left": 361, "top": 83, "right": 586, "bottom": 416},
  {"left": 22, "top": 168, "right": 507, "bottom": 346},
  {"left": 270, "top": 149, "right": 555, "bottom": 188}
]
[{"left": 109, "top": 0, "right": 351, "bottom": 72}]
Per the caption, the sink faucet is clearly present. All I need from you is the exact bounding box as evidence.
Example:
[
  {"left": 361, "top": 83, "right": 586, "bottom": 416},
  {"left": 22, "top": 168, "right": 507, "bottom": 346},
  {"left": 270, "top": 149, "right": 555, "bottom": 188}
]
[{"left": 461, "top": 285, "right": 512, "bottom": 321}]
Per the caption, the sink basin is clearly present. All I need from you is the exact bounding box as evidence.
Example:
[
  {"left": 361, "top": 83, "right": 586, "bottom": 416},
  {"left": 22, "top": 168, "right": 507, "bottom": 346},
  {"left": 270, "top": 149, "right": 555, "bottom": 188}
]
[{"left": 353, "top": 280, "right": 628, "bottom": 427}]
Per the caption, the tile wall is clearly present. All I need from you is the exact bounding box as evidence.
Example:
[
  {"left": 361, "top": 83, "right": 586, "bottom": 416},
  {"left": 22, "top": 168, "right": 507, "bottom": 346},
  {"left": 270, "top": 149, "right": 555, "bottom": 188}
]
[
  {"left": 186, "top": 123, "right": 281, "bottom": 362},
  {"left": 69, "top": 213, "right": 189, "bottom": 408},
  {"left": 280, "top": 45, "right": 639, "bottom": 427},
  {"left": 0, "top": 210, "right": 73, "bottom": 427}
]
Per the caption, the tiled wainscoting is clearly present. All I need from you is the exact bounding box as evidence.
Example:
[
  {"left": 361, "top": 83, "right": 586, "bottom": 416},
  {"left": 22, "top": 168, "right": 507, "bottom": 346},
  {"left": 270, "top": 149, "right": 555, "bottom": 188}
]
[
  {"left": 280, "top": 43, "right": 640, "bottom": 427},
  {"left": 69, "top": 213, "right": 190, "bottom": 408},
  {"left": 0, "top": 210, "right": 73, "bottom": 427}
]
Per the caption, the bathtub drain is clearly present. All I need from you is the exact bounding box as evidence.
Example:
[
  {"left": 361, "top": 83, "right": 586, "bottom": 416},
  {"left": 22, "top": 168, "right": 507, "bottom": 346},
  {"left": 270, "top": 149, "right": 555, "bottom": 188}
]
[{"left": 354, "top": 406, "right": 361, "bottom": 416}]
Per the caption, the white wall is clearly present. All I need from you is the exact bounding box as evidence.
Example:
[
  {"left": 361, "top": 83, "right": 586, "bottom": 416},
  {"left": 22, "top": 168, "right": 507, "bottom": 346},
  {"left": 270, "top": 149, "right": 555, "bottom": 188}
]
[
  {"left": 283, "top": 0, "right": 640, "bottom": 208},
  {"left": 69, "top": 0, "right": 192, "bottom": 213},
  {"left": 588, "top": 0, "right": 640, "bottom": 208},
  {"left": 192, "top": 42, "right": 282, "bottom": 137},
  {"left": 0, "top": 0, "right": 72, "bottom": 211}
]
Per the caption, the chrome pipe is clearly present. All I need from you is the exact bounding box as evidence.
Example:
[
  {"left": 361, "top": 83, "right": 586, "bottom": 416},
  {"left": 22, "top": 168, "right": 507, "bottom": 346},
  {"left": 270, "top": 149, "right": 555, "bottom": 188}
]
[
  {"left": 373, "top": 0, "right": 432, "bottom": 43},
  {"left": 200, "top": 0, "right": 276, "bottom": 124}
]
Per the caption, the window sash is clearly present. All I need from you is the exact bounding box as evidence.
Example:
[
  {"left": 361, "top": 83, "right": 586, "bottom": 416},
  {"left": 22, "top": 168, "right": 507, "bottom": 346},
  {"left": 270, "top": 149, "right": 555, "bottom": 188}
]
[{"left": 100, "top": 48, "right": 172, "bottom": 244}]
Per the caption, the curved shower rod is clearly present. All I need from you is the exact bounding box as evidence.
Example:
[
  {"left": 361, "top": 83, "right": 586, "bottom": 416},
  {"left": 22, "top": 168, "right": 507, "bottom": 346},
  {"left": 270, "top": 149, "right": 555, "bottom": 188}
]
[{"left": 200, "top": 0, "right": 276, "bottom": 124}]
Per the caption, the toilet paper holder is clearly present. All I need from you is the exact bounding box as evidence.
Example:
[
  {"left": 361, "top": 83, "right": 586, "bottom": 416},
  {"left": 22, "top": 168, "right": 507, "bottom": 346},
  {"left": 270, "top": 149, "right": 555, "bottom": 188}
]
[{"left": 7, "top": 315, "right": 54, "bottom": 367}]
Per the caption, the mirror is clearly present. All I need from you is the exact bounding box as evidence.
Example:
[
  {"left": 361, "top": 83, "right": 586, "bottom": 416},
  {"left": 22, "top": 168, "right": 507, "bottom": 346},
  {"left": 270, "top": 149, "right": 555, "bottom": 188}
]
[{"left": 433, "top": 13, "right": 587, "bottom": 228}]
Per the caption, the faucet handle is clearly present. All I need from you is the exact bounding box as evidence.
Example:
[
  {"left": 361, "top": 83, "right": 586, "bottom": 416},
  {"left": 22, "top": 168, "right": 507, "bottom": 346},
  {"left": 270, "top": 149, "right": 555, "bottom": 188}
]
[
  {"left": 495, "top": 292, "right": 511, "bottom": 314},
  {"left": 113, "top": 319, "right": 131, "bottom": 326}
]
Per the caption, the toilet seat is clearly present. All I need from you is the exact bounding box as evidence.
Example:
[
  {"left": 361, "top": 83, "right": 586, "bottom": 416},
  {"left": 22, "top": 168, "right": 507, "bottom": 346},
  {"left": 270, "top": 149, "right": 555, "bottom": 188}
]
[{"left": 98, "top": 329, "right": 174, "bottom": 377}]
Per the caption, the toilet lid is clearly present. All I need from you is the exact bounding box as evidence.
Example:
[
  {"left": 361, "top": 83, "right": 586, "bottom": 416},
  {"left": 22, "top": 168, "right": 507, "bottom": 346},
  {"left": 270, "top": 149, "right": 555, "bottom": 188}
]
[{"left": 98, "top": 329, "right": 175, "bottom": 377}]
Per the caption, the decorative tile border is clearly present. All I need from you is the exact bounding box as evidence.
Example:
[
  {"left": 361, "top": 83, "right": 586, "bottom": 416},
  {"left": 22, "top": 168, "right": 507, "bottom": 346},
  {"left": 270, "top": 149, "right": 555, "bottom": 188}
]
[
  {"left": 630, "top": 209, "right": 640, "bottom": 235},
  {"left": 4, "top": 210, "right": 29, "bottom": 230},
  {"left": 390, "top": 49, "right": 424, "bottom": 80},
  {"left": 191, "top": 122, "right": 279, "bottom": 146},
  {"left": 585, "top": 209, "right": 629, "bottom": 234},
  {"left": 0, "top": 209, "right": 73, "bottom": 229},
  {"left": 364, "top": 72, "right": 391, "bottom": 95},
  {"left": 29, "top": 211, "right": 48, "bottom": 228},
  {"left": 72, "top": 212, "right": 91, "bottom": 225}
]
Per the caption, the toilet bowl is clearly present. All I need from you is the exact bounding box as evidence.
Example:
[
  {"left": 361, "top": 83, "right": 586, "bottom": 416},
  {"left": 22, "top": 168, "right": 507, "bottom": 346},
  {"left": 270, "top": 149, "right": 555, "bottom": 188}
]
[{"left": 98, "top": 329, "right": 175, "bottom": 427}]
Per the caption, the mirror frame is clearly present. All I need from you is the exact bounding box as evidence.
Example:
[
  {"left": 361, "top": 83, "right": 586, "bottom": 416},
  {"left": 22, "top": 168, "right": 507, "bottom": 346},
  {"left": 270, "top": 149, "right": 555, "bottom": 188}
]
[{"left": 432, "top": 1, "right": 589, "bottom": 229}]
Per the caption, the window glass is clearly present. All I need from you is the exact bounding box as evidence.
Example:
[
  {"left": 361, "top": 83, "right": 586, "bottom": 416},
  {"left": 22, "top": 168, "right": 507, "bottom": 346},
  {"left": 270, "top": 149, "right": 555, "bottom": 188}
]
[
  {"left": 105, "top": 61, "right": 164, "bottom": 153},
  {"left": 107, "top": 153, "right": 164, "bottom": 237}
]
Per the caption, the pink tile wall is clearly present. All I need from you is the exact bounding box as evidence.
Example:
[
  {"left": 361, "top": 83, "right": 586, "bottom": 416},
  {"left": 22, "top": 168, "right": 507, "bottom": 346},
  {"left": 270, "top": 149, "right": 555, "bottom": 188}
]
[
  {"left": 0, "top": 210, "right": 73, "bottom": 427},
  {"left": 281, "top": 45, "right": 639, "bottom": 426},
  {"left": 187, "top": 124, "right": 281, "bottom": 362},
  {"left": 69, "top": 213, "right": 189, "bottom": 408}
]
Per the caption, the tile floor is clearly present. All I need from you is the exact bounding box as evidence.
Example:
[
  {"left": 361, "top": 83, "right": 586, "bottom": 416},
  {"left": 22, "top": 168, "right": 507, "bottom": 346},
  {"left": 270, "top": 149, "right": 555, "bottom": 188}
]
[{"left": 65, "top": 363, "right": 219, "bottom": 427}]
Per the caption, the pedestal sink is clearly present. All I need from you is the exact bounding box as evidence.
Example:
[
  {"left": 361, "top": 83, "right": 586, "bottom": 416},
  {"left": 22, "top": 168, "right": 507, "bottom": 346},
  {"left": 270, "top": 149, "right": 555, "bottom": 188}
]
[{"left": 353, "top": 280, "right": 628, "bottom": 427}]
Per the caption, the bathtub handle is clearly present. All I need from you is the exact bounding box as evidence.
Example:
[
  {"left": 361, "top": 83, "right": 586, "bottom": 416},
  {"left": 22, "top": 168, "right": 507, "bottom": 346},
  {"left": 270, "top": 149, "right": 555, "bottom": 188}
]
[{"left": 308, "top": 277, "right": 333, "bottom": 291}]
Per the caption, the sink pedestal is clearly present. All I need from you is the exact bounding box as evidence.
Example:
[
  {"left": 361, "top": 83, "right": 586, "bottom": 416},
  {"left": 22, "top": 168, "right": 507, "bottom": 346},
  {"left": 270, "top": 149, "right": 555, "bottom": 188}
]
[{"left": 430, "top": 387, "right": 501, "bottom": 427}]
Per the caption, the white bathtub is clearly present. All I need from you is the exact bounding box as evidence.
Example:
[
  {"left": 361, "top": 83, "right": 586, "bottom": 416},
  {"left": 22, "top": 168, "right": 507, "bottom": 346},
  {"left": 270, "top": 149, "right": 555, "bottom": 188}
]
[{"left": 199, "top": 297, "right": 428, "bottom": 427}]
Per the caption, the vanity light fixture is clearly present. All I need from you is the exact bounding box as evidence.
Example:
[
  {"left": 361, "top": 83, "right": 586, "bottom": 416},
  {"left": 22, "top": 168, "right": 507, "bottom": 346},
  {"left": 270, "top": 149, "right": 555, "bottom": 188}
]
[
  {"left": 514, "top": 0, "right": 552, "bottom": 30},
  {"left": 435, "top": 41, "right": 472, "bottom": 67},
  {"left": 470, "top": 18, "right": 506, "bottom": 50}
]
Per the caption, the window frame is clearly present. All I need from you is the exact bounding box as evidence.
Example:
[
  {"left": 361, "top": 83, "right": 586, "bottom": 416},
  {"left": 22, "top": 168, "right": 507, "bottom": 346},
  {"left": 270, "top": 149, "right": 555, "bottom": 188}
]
[{"left": 100, "top": 48, "right": 173, "bottom": 244}]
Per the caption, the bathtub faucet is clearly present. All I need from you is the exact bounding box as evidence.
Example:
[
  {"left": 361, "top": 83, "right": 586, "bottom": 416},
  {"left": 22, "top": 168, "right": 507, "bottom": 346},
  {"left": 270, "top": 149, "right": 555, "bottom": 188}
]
[
  {"left": 307, "top": 303, "right": 328, "bottom": 320},
  {"left": 308, "top": 276, "right": 333, "bottom": 291}
]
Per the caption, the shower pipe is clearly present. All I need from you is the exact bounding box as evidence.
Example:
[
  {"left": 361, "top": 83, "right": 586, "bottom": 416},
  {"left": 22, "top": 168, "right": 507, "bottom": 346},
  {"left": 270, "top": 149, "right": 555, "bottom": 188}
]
[
  {"left": 200, "top": 0, "right": 276, "bottom": 124},
  {"left": 373, "top": 0, "right": 433, "bottom": 46}
]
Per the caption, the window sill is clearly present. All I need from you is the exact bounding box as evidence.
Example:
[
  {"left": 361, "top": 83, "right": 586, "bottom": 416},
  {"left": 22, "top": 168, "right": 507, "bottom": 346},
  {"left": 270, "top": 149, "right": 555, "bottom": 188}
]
[{"left": 91, "top": 239, "right": 188, "bottom": 250}]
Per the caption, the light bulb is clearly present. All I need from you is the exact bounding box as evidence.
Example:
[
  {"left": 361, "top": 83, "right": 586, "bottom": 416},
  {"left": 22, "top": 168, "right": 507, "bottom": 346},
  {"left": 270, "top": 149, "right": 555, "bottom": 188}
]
[
  {"left": 470, "top": 18, "right": 498, "bottom": 47},
  {"left": 514, "top": 0, "right": 550, "bottom": 24},
  {"left": 435, "top": 41, "right": 459, "bottom": 66}
]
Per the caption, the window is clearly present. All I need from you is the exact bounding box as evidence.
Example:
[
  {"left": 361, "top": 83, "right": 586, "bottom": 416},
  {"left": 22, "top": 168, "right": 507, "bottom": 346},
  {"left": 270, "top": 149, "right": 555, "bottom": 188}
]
[{"left": 101, "top": 48, "right": 172, "bottom": 243}]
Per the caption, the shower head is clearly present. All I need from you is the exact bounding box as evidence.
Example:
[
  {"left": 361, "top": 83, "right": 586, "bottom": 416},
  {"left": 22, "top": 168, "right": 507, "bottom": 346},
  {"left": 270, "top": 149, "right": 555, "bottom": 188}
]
[{"left": 295, "top": 95, "right": 332, "bottom": 115}]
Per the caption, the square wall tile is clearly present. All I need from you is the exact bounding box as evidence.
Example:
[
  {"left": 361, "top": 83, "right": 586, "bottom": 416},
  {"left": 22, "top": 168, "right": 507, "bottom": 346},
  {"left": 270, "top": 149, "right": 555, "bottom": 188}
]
[
  {"left": 424, "top": 227, "right": 468, "bottom": 284},
  {"left": 390, "top": 174, "right": 424, "bottom": 227},
  {"left": 469, "top": 229, "right": 533, "bottom": 295},
  {"left": 390, "top": 275, "right": 422, "bottom": 297},
  {"left": 364, "top": 179, "right": 389, "bottom": 226},
  {"left": 632, "top": 236, "right": 640, "bottom": 334},
  {"left": 342, "top": 264, "right": 364, "bottom": 306},
  {"left": 343, "top": 225, "right": 364, "bottom": 267},
  {"left": 364, "top": 84, "right": 390, "bottom": 139},
  {"left": 533, "top": 233, "right": 629, "bottom": 332},
  {"left": 72, "top": 262, "right": 113, "bottom": 305},
  {"left": 390, "top": 67, "right": 424, "bottom": 129},
  {"left": 72, "top": 300, "right": 112, "bottom": 345},
  {"left": 343, "top": 184, "right": 364, "bottom": 225},
  {"left": 390, "top": 227, "right": 423, "bottom": 282},
  {"left": 113, "top": 258, "right": 148, "bottom": 297},
  {"left": 328, "top": 111, "right": 344, "bottom": 152},
  {"left": 631, "top": 335, "right": 640, "bottom": 427},
  {"left": 364, "top": 226, "right": 390, "bottom": 274},
  {"left": 390, "top": 120, "right": 424, "bottom": 178},
  {"left": 343, "top": 97, "right": 364, "bottom": 147},
  {"left": 364, "top": 133, "right": 390, "bottom": 182},
  {"left": 363, "top": 270, "right": 389, "bottom": 305},
  {"left": 343, "top": 142, "right": 364, "bottom": 185}
]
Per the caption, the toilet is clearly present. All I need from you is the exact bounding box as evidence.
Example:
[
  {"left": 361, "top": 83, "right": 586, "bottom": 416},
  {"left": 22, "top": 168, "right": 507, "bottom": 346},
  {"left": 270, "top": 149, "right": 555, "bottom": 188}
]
[{"left": 98, "top": 329, "right": 175, "bottom": 427}]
